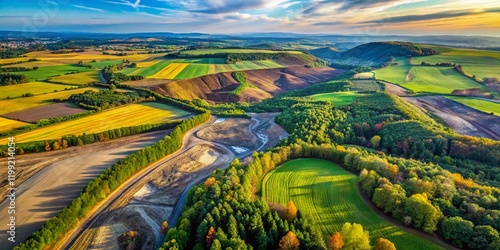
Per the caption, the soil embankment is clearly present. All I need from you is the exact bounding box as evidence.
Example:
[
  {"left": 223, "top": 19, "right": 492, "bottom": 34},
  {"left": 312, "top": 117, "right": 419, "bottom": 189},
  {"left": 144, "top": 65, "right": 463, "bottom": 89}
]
[{"left": 148, "top": 66, "right": 343, "bottom": 103}]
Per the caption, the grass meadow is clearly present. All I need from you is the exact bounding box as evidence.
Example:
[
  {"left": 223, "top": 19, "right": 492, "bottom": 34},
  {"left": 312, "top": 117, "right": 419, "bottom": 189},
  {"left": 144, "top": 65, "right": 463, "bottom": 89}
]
[
  {"left": 310, "top": 91, "right": 357, "bottom": 106},
  {"left": 262, "top": 158, "right": 446, "bottom": 250},
  {"left": 446, "top": 96, "right": 500, "bottom": 116}
]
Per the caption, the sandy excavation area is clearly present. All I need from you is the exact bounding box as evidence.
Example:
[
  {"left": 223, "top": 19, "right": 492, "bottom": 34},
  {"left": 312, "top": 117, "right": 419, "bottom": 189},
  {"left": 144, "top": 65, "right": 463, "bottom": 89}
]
[
  {"left": 197, "top": 118, "right": 259, "bottom": 149},
  {"left": 89, "top": 144, "right": 230, "bottom": 250},
  {"left": 0, "top": 130, "right": 170, "bottom": 249},
  {"left": 83, "top": 114, "right": 288, "bottom": 250}
]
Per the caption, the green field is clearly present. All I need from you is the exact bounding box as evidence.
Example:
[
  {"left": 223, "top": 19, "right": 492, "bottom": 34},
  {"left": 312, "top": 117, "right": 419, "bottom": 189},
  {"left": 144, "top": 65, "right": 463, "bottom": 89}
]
[
  {"left": 412, "top": 46, "right": 500, "bottom": 79},
  {"left": 262, "top": 159, "right": 445, "bottom": 250},
  {"left": 137, "top": 59, "right": 174, "bottom": 77},
  {"left": 174, "top": 64, "right": 210, "bottom": 79},
  {"left": 0, "top": 82, "right": 78, "bottom": 100},
  {"left": 0, "top": 87, "right": 100, "bottom": 115},
  {"left": 351, "top": 80, "right": 380, "bottom": 92},
  {"left": 18, "top": 65, "right": 94, "bottom": 81},
  {"left": 310, "top": 91, "right": 357, "bottom": 106},
  {"left": 446, "top": 96, "right": 500, "bottom": 116},
  {"left": 374, "top": 57, "right": 485, "bottom": 94},
  {"left": 0, "top": 102, "right": 191, "bottom": 143},
  {"left": 180, "top": 48, "right": 303, "bottom": 55},
  {"left": 0, "top": 117, "right": 28, "bottom": 133},
  {"left": 373, "top": 57, "right": 411, "bottom": 84},
  {"left": 48, "top": 71, "right": 101, "bottom": 85}
]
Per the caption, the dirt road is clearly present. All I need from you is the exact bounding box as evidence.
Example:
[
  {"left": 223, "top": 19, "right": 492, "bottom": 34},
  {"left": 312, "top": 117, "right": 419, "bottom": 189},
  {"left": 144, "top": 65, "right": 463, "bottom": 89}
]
[
  {"left": 0, "top": 130, "right": 171, "bottom": 249},
  {"left": 405, "top": 96, "right": 500, "bottom": 140},
  {"left": 64, "top": 113, "right": 287, "bottom": 250}
]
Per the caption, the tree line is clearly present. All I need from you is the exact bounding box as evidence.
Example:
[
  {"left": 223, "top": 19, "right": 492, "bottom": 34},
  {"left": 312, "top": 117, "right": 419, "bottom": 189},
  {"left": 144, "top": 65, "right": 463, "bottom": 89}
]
[
  {"left": 0, "top": 72, "right": 30, "bottom": 85},
  {"left": 14, "top": 99, "right": 209, "bottom": 250},
  {"left": 68, "top": 89, "right": 156, "bottom": 110},
  {"left": 101, "top": 65, "right": 144, "bottom": 84}
]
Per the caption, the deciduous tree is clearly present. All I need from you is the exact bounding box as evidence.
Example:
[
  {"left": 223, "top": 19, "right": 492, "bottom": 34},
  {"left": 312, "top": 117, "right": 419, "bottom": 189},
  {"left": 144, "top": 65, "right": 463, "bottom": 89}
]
[
  {"left": 279, "top": 231, "right": 300, "bottom": 250},
  {"left": 329, "top": 232, "right": 344, "bottom": 250}
]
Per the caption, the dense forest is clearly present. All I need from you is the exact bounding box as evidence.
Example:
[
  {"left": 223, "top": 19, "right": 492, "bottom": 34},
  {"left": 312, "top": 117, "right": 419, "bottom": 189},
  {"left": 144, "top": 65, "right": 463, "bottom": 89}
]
[
  {"left": 167, "top": 80, "right": 500, "bottom": 250},
  {"left": 0, "top": 72, "right": 30, "bottom": 85},
  {"left": 13, "top": 95, "right": 209, "bottom": 250}
]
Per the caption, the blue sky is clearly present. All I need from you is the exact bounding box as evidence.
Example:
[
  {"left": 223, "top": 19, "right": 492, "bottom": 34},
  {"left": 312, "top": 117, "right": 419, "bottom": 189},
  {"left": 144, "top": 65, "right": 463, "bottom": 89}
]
[{"left": 0, "top": 0, "right": 499, "bottom": 35}]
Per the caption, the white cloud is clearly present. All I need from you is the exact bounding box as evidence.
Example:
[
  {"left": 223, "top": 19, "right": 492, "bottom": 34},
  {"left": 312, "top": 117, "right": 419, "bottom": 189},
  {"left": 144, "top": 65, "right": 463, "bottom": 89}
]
[{"left": 72, "top": 4, "right": 106, "bottom": 13}]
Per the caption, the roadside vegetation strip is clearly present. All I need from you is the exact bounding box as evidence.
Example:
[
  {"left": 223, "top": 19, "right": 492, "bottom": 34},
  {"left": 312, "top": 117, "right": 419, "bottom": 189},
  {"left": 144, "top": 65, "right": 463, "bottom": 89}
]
[
  {"left": 14, "top": 105, "right": 209, "bottom": 250},
  {"left": 446, "top": 96, "right": 500, "bottom": 116},
  {"left": 0, "top": 82, "right": 79, "bottom": 100},
  {"left": 0, "top": 87, "right": 100, "bottom": 115},
  {"left": 0, "top": 117, "right": 28, "bottom": 133},
  {"left": 0, "top": 102, "right": 191, "bottom": 143},
  {"left": 262, "top": 158, "right": 444, "bottom": 250},
  {"left": 48, "top": 71, "right": 101, "bottom": 85},
  {"left": 309, "top": 91, "right": 357, "bottom": 106}
]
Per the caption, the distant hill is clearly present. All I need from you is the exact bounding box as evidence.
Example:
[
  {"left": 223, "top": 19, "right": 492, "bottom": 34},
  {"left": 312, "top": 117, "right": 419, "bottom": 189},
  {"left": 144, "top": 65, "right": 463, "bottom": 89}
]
[{"left": 310, "top": 42, "right": 438, "bottom": 67}]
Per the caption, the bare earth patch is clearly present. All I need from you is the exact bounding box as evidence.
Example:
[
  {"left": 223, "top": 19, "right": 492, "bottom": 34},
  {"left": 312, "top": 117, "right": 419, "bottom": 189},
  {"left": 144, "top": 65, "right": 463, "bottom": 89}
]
[
  {"left": 197, "top": 118, "right": 259, "bottom": 149},
  {"left": 3, "top": 102, "right": 86, "bottom": 122},
  {"left": 0, "top": 130, "right": 170, "bottom": 249},
  {"left": 404, "top": 96, "right": 500, "bottom": 140}
]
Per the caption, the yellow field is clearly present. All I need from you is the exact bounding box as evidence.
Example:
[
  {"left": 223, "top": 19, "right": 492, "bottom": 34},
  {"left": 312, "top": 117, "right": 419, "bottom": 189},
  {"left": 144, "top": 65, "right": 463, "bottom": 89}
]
[
  {"left": 149, "top": 63, "right": 189, "bottom": 79},
  {"left": 0, "top": 87, "right": 100, "bottom": 115},
  {"left": 0, "top": 57, "right": 31, "bottom": 65},
  {"left": 0, "top": 117, "right": 29, "bottom": 133},
  {"left": 0, "top": 102, "right": 191, "bottom": 143},
  {"left": 49, "top": 71, "right": 102, "bottom": 85},
  {"left": 23, "top": 50, "right": 168, "bottom": 65},
  {"left": 0, "top": 82, "right": 79, "bottom": 100},
  {"left": 1, "top": 60, "right": 64, "bottom": 68}
]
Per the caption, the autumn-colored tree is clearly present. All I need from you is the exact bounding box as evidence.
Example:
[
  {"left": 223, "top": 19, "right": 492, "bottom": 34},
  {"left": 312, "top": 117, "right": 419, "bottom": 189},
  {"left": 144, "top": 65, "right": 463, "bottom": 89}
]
[
  {"left": 206, "top": 226, "right": 216, "bottom": 247},
  {"left": 204, "top": 177, "right": 216, "bottom": 189},
  {"left": 329, "top": 232, "right": 344, "bottom": 250},
  {"left": 370, "top": 135, "right": 381, "bottom": 149},
  {"left": 279, "top": 231, "right": 300, "bottom": 250},
  {"left": 340, "top": 223, "right": 371, "bottom": 250},
  {"left": 160, "top": 221, "right": 169, "bottom": 235},
  {"left": 52, "top": 141, "right": 61, "bottom": 150},
  {"left": 45, "top": 141, "right": 51, "bottom": 151},
  {"left": 374, "top": 238, "right": 396, "bottom": 250},
  {"left": 284, "top": 200, "right": 298, "bottom": 222},
  {"left": 62, "top": 139, "right": 68, "bottom": 149}
]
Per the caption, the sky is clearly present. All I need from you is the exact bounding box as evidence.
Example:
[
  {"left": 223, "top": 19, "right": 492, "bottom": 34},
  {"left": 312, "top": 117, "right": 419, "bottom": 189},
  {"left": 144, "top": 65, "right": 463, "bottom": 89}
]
[{"left": 0, "top": 0, "right": 499, "bottom": 36}]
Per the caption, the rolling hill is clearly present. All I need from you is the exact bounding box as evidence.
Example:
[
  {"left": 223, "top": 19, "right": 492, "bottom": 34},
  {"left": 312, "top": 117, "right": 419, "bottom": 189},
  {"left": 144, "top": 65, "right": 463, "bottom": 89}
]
[{"left": 312, "top": 42, "right": 438, "bottom": 67}]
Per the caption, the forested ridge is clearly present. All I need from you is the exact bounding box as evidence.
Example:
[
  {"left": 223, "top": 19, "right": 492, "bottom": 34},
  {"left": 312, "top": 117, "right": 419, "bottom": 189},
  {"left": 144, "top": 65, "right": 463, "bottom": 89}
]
[{"left": 167, "top": 80, "right": 500, "bottom": 250}]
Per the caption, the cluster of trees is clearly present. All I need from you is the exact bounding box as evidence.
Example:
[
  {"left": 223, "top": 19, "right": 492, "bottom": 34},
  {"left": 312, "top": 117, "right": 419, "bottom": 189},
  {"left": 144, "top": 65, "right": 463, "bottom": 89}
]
[
  {"left": 0, "top": 48, "right": 28, "bottom": 58},
  {"left": 14, "top": 100, "right": 209, "bottom": 250},
  {"left": 0, "top": 72, "right": 29, "bottom": 85},
  {"left": 0, "top": 66, "right": 37, "bottom": 72},
  {"left": 101, "top": 65, "right": 144, "bottom": 84},
  {"left": 230, "top": 71, "right": 255, "bottom": 95},
  {"left": 68, "top": 89, "right": 155, "bottom": 110}
]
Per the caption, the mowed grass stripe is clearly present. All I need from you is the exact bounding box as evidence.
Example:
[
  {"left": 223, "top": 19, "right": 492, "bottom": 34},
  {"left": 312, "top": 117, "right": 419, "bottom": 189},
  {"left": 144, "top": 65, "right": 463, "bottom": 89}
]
[
  {"left": 0, "top": 117, "right": 29, "bottom": 133},
  {"left": 0, "top": 87, "right": 100, "bottom": 115},
  {"left": 138, "top": 60, "right": 174, "bottom": 77},
  {"left": 0, "top": 102, "right": 191, "bottom": 143},
  {"left": 0, "top": 82, "right": 79, "bottom": 100},
  {"left": 149, "top": 63, "right": 188, "bottom": 79},
  {"left": 262, "top": 159, "right": 445, "bottom": 250},
  {"left": 174, "top": 64, "right": 209, "bottom": 79}
]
